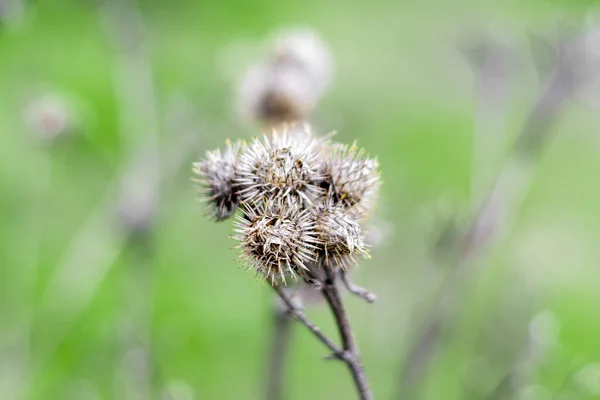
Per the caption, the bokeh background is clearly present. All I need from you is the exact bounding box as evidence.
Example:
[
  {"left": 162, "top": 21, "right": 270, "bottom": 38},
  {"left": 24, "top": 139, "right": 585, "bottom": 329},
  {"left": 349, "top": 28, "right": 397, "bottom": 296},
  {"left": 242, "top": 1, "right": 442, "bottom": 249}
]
[{"left": 3, "top": 0, "right": 600, "bottom": 399}]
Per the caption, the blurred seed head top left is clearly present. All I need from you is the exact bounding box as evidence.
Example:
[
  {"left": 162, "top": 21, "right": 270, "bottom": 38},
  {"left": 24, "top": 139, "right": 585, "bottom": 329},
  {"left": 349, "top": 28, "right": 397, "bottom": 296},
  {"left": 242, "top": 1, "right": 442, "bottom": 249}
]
[{"left": 23, "top": 91, "right": 82, "bottom": 145}]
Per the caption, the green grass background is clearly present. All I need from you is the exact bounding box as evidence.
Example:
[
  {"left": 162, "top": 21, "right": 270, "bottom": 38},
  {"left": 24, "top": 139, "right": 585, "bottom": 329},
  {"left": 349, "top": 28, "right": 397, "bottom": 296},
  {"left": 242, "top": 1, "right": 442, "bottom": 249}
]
[{"left": 2, "top": 0, "right": 600, "bottom": 399}]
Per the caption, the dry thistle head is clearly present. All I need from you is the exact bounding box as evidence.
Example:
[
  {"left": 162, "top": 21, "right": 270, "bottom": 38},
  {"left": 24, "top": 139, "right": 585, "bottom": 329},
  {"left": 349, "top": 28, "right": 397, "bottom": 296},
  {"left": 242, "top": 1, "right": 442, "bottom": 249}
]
[
  {"left": 192, "top": 122, "right": 381, "bottom": 286},
  {"left": 314, "top": 199, "right": 369, "bottom": 269},
  {"left": 234, "top": 199, "right": 320, "bottom": 285},
  {"left": 270, "top": 28, "right": 333, "bottom": 95},
  {"left": 239, "top": 63, "right": 319, "bottom": 126},
  {"left": 321, "top": 143, "right": 381, "bottom": 219},
  {"left": 238, "top": 28, "right": 333, "bottom": 126},
  {"left": 236, "top": 125, "right": 325, "bottom": 206},
  {"left": 192, "top": 140, "right": 242, "bottom": 221}
]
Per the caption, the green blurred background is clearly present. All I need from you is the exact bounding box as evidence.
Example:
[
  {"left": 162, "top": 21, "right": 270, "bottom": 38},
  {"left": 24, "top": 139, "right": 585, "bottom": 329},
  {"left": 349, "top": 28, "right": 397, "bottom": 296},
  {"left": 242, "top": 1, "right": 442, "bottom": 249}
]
[{"left": 2, "top": 0, "right": 600, "bottom": 399}]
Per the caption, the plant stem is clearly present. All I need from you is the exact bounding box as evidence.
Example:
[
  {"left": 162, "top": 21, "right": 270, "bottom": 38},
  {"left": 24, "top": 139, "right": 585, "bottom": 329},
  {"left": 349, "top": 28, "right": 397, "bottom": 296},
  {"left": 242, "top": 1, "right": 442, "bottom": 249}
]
[
  {"left": 398, "top": 31, "right": 592, "bottom": 398},
  {"left": 321, "top": 267, "right": 374, "bottom": 400},
  {"left": 272, "top": 285, "right": 344, "bottom": 358},
  {"left": 341, "top": 270, "right": 377, "bottom": 303},
  {"left": 272, "top": 278, "right": 374, "bottom": 400},
  {"left": 265, "top": 304, "right": 294, "bottom": 400}
]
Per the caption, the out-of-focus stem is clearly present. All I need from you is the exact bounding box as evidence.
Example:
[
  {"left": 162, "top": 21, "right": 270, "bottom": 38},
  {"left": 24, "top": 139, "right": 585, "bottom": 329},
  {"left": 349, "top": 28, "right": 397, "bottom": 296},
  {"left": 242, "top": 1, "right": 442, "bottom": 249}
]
[
  {"left": 398, "top": 33, "right": 591, "bottom": 398},
  {"left": 100, "top": 0, "right": 161, "bottom": 397},
  {"left": 265, "top": 304, "right": 294, "bottom": 400},
  {"left": 273, "top": 270, "right": 374, "bottom": 400},
  {"left": 321, "top": 267, "right": 373, "bottom": 400}
]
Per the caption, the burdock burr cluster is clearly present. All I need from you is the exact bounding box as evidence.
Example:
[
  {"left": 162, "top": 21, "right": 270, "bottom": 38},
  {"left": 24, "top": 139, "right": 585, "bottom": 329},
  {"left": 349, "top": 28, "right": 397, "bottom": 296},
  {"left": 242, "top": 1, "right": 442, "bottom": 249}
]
[{"left": 192, "top": 124, "right": 380, "bottom": 285}]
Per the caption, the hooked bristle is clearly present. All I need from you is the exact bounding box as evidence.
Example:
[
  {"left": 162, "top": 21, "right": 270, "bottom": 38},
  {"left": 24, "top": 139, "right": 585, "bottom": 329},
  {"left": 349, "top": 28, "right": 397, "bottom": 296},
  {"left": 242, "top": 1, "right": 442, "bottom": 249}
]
[
  {"left": 233, "top": 198, "right": 321, "bottom": 285},
  {"left": 192, "top": 123, "right": 381, "bottom": 285},
  {"left": 192, "top": 140, "right": 243, "bottom": 221},
  {"left": 314, "top": 197, "right": 370, "bottom": 269},
  {"left": 235, "top": 124, "right": 327, "bottom": 207},
  {"left": 320, "top": 143, "right": 381, "bottom": 220}
]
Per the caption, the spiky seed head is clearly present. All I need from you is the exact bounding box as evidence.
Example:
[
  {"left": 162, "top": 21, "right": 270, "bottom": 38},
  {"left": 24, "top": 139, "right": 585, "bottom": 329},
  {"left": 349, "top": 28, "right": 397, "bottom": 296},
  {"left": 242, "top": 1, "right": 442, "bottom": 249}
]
[
  {"left": 239, "top": 63, "right": 319, "bottom": 126},
  {"left": 234, "top": 199, "right": 320, "bottom": 285},
  {"left": 281, "top": 122, "right": 334, "bottom": 159},
  {"left": 236, "top": 125, "right": 325, "bottom": 206},
  {"left": 237, "top": 28, "right": 333, "bottom": 126},
  {"left": 321, "top": 143, "right": 380, "bottom": 219},
  {"left": 270, "top": 28, "right": 333, "bottom": 95},
  {"left": 314, "top": 199, "right": 369, "bottom": 269},
  {"left": 192, "top": 140, "right": 242, "bottom": 221}
]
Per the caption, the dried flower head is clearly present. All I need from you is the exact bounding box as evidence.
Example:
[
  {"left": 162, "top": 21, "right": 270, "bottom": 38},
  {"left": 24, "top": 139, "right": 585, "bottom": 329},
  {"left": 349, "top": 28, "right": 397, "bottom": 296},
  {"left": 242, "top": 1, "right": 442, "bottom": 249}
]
[
  {"left": 192, "top": 122, "right": 381, "bottom": 287},
  {"left": 315, "top": 199, "right": 369, "bottom": 268},
  {"left": 236, "top": 126, "right": 325, "bottom": 206},
  {"left": 270, "top": 28, "right": 333, "bottom": 95},
  {"left": 238, "top": 28, "right": 333, "bottom": 126},
  {"left": 321, "top": 143, "right": 381, "bottom": 218},
  {"left": 239, "top": 63, "right": 319, "bottom": 125},
  {"left": 234, "top": 199, "right": 320, "bottom": 285},
  {"left": 192, "top": 140, "right": 242, "bottom": 221}
]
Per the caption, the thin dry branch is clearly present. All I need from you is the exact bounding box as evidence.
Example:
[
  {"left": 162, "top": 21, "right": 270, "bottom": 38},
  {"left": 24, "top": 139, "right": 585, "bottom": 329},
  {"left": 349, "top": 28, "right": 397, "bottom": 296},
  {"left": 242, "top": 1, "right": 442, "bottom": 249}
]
[
  {"left": 341, "top": 269, "right": 377, "bottom": 304},
  {"left": 265, "top": 304, "right": 294, "bottom": 400},
  {"left": 272, "top": 267, "right": 374, "bottom": 400},
  {"left": 321, "top": 267, "right": 374, "bottom": 400},
  {"left": 271, "top": 285, "right": 345, "bottom": 358}
]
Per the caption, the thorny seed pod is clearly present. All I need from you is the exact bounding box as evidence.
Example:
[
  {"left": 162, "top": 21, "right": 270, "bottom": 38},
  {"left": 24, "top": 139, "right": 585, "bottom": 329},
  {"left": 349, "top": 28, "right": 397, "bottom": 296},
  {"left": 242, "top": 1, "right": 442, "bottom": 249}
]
[
  {"left": 238, "top": 28, "right": 333, "bottom": 126},
  {"left": 239, "top": 63, "right": 319, "bottom": 126},
  {"left": 271, "top": 28, "right": 333, "bottom": 95},
  {"left": 234, "top": 199, "right": 321, "bottom": 285},
  {"left": 236, "top": 125, "right": 325, "bottom": 206},
  {"left": 314, "top": 199, "right": 369, "bottom": 269},
  {"left": 192, "top": 122, "right": 381, "bottom": 286},
  {"left": 192, "top": 140, "right": 243, "bottom": 221},
  {"left": 321, "top": 143, "right": 380, "bottom": 219}
]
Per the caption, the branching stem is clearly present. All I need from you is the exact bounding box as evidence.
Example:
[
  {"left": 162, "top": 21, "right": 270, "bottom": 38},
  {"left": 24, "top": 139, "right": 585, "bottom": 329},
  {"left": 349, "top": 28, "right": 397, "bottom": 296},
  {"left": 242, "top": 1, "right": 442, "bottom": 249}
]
[
  {"left": 321, "top": 267, "right": 374, "bottom": 400},
  {"left": 265, "top": 305, "right": 294, "bottom": 400},
  {"left": 271, "top": 285, "right": 345, "bottom": 359},
  {"left": 272, "top": 267, "right": 374, "bottom": 400}
]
